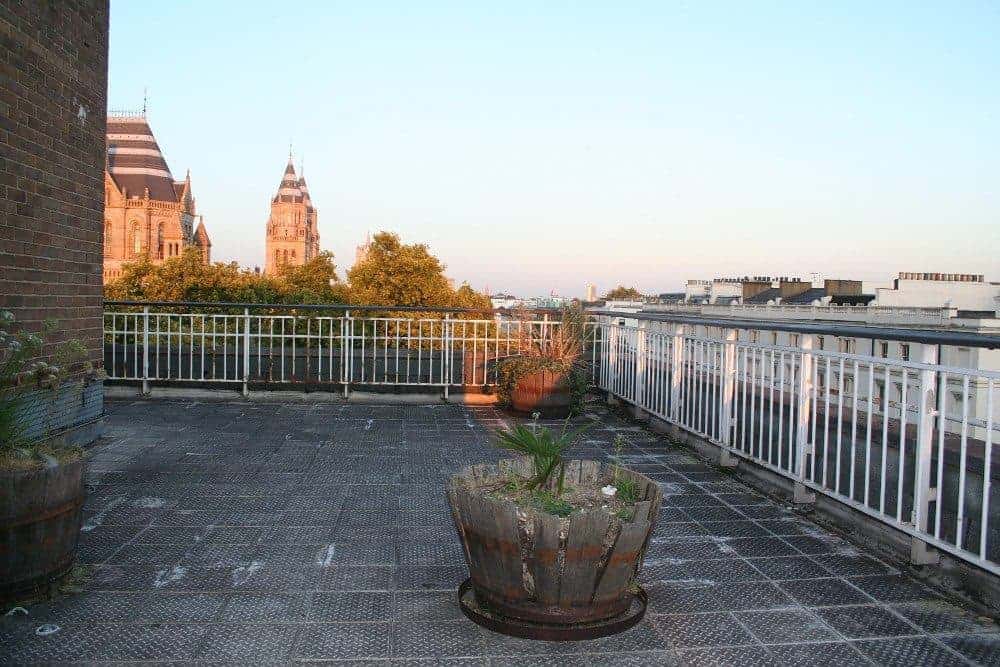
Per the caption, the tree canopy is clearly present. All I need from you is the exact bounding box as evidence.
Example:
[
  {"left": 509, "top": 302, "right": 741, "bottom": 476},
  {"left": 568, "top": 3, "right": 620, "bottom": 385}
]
[
  {"left": 347, "top": 232, "right": 475, "bottom": 309},
  {"left": 105, "top": 233, "right": 490, "bottom": 311},
  {"left": 104, "top": 248, "right": 343, "bottom": 304},
  {"left": 603, "top": 285, "right": 645, "bottom": 301}
]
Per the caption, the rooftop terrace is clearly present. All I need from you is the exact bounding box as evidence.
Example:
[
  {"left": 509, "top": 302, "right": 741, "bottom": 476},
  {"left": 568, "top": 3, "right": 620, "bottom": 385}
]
[{"left": 2, "top": 398, "right": 998, "bottom": 664}]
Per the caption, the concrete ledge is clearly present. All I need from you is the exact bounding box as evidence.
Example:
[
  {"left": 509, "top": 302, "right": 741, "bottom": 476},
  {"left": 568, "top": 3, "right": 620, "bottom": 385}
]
[
  {"left": 646, "top": 414, "right": 1000, "bottom": 615},
  {"left": 104, "top": 385, "right": 498, "bottom": 406}
]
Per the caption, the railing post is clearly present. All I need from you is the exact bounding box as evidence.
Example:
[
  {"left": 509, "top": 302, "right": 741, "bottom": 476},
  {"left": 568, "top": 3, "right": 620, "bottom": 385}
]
[
  {"left": 719, "top": 328, "right": 738, "bottom": 467},
  {"left": 443, "top": 314, "right": 451, "bottom": 400},
  {"left": 669, "top": 324, "right": 685, "bottom": 423},
  {"left": 542, "top": 312, "right": 549, "bottom": 355},
  {"left": 794, "top": 335, "right": 817, "bottom": 503},
  {"left": 633, "top": 321, "right": 648, "bottom": 420},
  {"left": 242, "top": 307, "right": 250, "bottom": 397},
  {"left": 606, "top": 321, "right": 619, "bottom": 404},
  {"left": 343, "top": 310, "right": 351, "bottom": 399},
  {"left": 141, "top": 305, "right": 150, "bottom": 396},
  {"left": 911, "top": 344, "right": 940, "bottom": 565}
]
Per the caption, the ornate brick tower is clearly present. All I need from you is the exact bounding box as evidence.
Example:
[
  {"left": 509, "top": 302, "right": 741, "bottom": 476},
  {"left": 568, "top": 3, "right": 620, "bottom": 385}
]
[
  {"left": 265, "top": 155, "right": 319, "bottom": 274},
  {"left": 103, "top": 113, "right": 210, "bottom": 283}
]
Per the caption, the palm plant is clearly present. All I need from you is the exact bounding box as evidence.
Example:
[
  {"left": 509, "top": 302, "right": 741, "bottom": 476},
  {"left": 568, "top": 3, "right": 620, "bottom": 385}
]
[{"left": 496, "top": 415, "right": 594, "bottom": 495}]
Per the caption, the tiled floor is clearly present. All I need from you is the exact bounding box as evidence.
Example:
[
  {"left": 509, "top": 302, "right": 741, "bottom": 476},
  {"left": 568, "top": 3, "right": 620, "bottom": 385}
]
[{"left": 2, "top": 398, "right": 997, "bottom": 665}]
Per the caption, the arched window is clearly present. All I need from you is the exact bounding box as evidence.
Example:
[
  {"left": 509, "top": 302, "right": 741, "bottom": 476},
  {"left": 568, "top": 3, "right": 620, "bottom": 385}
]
[
  {"left": 130, "top": 221, "right": 141, "bottom": 256},
  {"left": 104, "top": 222, "right": 112, "bottom": 255},
  {"left": 291, "top": 250, "right": 296, "bottom": 260}
]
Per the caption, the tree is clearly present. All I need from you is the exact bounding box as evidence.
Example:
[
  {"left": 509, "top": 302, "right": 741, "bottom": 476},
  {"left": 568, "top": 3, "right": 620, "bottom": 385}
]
[
  {"left": 106, "top": 249, "right": 284, "bottom": 304},
  {"left": 346, "top": 232, "right": 454, "bottom": 308},
  {"left": 604, "top": 285, "right": 644, "bottom": 301},
  {"left": 278, "top": 251, "right": 348, "bottom": 304},
  {"left": 451, "top": 282, "right": 492, "bottom": 314}
]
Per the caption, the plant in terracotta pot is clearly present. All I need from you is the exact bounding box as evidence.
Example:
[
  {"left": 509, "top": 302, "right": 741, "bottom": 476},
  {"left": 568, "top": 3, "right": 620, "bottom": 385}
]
[
  {"left": 497, "top": 306, "right": 590, "bottom": 418},
  {"left": 447, "top": 417, "right": 661, "bottom": 638},
  {"left": 1, "top": 312, "right": 95, "bottom": 603}
]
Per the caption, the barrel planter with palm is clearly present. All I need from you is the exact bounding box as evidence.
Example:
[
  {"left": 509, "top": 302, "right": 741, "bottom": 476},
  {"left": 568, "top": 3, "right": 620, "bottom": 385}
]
[{"left": 447, "top": 418, "right": 661, "bottom": 638}]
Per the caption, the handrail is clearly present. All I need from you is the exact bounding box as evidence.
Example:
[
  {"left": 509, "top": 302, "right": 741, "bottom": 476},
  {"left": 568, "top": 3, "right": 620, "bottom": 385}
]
[
  {"left": 591, "top": 310, "right": 1000, "bottom": 349},
  {"left": 103, "top": 300, "right": 501, "bottom": 314}
]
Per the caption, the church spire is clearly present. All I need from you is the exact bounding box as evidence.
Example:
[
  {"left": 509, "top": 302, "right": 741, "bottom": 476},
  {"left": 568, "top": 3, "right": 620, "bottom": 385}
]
[{"left": 274, "top": 154, "right": 302, "bottom": 203}]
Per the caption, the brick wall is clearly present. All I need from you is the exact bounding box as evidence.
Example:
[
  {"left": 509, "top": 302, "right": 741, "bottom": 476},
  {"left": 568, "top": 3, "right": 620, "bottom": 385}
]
[{"left": 1, "top": 0, "right": 110, "bottom": 441}]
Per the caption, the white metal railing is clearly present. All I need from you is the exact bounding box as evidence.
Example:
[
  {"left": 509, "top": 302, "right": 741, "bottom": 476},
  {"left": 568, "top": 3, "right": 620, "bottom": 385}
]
[
  {"left": 592, "top": 317, "right": 1000, "bottom": 576},
  {"left": 104, "top": 307, "right": 563, "bottom": 397}
]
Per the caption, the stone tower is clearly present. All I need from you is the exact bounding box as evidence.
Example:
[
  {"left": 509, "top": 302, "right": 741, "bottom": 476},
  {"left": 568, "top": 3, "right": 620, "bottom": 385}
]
[
  {"left": 265, "top": 155, "right": 319, "bottom": 274},
  {"left": 103, "top": 113, "right": 211, "bottom": 283}
]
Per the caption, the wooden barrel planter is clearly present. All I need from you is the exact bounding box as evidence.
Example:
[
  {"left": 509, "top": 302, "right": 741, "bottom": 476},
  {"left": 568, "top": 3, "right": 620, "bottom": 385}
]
[
  {"left": 509, "top": 370, "right": 572, "bottom": 419},
  {"left": 447, "top": 457, "right": 661, "bottom": 632},
  {"left": 0, "top": 456, "right": 87, "bottom": 602}
]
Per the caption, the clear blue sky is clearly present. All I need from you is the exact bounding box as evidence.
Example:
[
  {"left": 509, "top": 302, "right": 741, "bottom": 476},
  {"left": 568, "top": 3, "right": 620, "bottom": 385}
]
[{"left": 108, "top": 1, "right": 999, "bottom": 296}]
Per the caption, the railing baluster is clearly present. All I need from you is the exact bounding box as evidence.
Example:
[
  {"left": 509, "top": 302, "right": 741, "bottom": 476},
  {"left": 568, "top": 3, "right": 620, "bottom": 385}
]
[
  {"left": 911, "top": 344, "right": 939, "bottom": 564},
  {"left": 794, "top": 334, "right": 816, "bottom": 503}
]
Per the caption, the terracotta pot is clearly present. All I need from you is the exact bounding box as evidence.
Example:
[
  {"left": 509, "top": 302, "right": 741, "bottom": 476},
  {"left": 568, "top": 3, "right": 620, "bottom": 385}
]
[
  {"left": 0, "top": 455, "right": 86, "bottom": 602},
  {"left": 447, "top": 457, "right": 661, "bottom": 625},
  {"left": 510, "top": 370, "right": 572, "bottom": 418}
]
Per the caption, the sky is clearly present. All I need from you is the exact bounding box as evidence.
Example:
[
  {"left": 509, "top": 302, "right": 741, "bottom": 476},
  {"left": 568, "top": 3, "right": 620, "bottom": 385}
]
[{"left": 107, "top": 1, "right": 1000, "bottom": 297}]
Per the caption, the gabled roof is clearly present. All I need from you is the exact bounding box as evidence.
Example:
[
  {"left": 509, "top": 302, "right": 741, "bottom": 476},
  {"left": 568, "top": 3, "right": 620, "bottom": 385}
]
[
  {"left": 106, "top": 115, "right": 177, "bottom": 201},
  {"left": 781, "top": 288, "right": 827, "bottom": 305}
]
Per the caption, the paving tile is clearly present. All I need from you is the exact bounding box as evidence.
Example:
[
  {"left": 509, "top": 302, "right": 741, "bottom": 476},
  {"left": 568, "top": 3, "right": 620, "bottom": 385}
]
[
  {"left": 395, "top": 565, "right": 468, "bottom": 591},
  {"left": 294, "top": 622, "right": 392, "bottom": 659},
  {"left": 812, "top": 553, "right": 899, "bottom": 578},
  {"left": 815, "top": 605, "right": 921, "bottom": 639},
  {"left": 698, "top": 520, "right": 776, "bottom": 538},
  {"left": 773, "top": 641, "right": 874, "bottom": 666},
  {"left": 219, "top": 592, "right": 310, "bottom": 622},
  {"left": 644, "top": 557, "right": 763, "bottom": 584},
  {"left": 393, "top": 590, "right": 466, "bottom": 622},
  {"left": 587, "top": 651, "right": 682, "bottom": 666},
  {"left": 853, "top": 636, "right": 969, "bottom": 666},
  {"left": 846, "top": 574, "right": 944, "bottom": 603},
  {"left": 891, "top": 600, "right": 1000, "bottom": 635},
  {"left": 308, "top": 591, "right": 394, "bottom": 622},
  {"left": 939, "top": 633, "right": 1000, "bottom": 666},
  {"left": 718, "top": 580, "right": 795, "bottom": 611},
  {"left": 728, "top": 536, "right": 803, "bottom": 558},
  {"left": 197, "top": 624, "right": 299, "bottom": 661},
  {"left": 778, "top": 577, "right": 875, "bottom": 607},
  {"left": 652, "top": 611, "right": 755, "bottom": 647},
  {"left": 746, "top": 555, "right": 830, "bottom": 581},
  {"left": 311, "top": 565, "right": 395, "bottom": 591},
  {"left": 392, "top": 620, "right": 485, "bottom": 658},
  {"left": 736, "top": 608, "right": 839, "bottom": 644},
  {"left": 93, "top": 623, "right": 211, "bottom": 660},
  {"left": 677, "top": 645, "right": 782, "bottom": 666},
  {"left": 679, "top": 506, "right": 747, "bottom": 522}
]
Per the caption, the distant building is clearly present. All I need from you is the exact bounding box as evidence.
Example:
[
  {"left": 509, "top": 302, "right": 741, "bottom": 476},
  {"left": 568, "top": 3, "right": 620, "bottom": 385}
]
[
  {"left": 875, "top": 272, "right": 998, "bottom": 312},
  {"left": 103, "top": 113, "right": 210, "bottom": 283},
  {"left": 265, "top": 156, "right": 320, "bottom": 275},
  {"left": 355, "top": 231, "right": 372, "bottom": 267},
  {"left": 490, "top": 293, "right": 519, "bottom": 309},
  {"left": 585, "top": 283, "right": 597, "bottom": 302}
]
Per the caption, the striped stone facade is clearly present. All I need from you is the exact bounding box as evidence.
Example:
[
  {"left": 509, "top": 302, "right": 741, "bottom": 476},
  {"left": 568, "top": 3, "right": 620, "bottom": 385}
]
[
  {"left": 264, "top": 157, "right": 320, "bottom": 274},
  {"left": 102, "top": 114, "right": 211, "bottom": 283}
]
